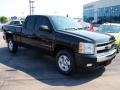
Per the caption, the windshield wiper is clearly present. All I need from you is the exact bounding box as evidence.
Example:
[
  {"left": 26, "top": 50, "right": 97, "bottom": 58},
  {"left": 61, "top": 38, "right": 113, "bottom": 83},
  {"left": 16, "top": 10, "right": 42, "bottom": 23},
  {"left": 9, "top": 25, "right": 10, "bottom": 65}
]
[
  {"left": 64, "top": 28, "right": 77, "bottom": 30},
  {"left": 63, "top": 28, "right": 83, "bottom": 30}
]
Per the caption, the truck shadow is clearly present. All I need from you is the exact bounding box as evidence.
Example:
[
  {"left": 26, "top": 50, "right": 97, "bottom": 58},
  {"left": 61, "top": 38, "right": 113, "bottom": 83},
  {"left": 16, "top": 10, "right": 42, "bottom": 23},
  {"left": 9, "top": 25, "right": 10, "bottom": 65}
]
[{"left": 0, "top": 47, "right": 105, "bottom": 86}]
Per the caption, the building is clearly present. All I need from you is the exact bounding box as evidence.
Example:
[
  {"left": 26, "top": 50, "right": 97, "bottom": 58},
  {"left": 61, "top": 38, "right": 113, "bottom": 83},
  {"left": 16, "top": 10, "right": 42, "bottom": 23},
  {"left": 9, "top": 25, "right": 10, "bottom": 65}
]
[{"left": 83, "top": 0, "right": 120, "bottom": 23}]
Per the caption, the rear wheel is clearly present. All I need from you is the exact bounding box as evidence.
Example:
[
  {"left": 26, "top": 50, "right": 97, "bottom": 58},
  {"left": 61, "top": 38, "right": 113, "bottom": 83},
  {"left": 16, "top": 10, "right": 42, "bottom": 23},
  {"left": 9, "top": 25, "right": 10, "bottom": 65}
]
[
  {"left": 8, "top": 38, "right": 18, "bottom": 53},
  {"left": 56, "top": 50, "right": 76, "bottom": 75}
]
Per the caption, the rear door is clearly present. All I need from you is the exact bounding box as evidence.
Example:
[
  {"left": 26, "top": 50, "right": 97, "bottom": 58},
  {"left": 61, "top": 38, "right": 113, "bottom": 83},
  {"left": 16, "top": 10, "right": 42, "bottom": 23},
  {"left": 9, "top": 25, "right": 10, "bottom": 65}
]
[{"left": 21, "top": 16, "right": 37, "bottom": 47}]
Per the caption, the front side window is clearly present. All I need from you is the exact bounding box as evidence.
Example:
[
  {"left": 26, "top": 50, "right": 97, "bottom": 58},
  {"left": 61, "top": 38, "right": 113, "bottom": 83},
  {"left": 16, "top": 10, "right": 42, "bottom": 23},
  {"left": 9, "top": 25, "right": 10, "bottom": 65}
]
[{"left": 35, "top": 17, "right": 51, "bottom": 31}]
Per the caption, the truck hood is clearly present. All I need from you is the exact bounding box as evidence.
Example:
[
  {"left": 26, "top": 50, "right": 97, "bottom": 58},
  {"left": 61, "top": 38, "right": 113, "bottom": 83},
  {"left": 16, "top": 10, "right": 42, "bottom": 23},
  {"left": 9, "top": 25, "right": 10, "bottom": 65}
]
[{"left": 59, "top": 30, "right": 114, "bottom": 44}]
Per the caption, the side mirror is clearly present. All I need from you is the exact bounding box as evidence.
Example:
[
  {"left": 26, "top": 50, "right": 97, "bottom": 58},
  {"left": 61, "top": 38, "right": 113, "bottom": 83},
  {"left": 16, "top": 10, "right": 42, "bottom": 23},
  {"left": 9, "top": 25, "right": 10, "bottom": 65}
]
[{"left": 39, "top": 25, "right": 51, "bottom": 33}]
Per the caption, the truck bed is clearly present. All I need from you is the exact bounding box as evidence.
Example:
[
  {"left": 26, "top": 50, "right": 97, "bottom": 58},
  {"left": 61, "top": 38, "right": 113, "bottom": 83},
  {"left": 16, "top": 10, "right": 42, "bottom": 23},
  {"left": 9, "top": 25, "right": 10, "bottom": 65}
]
[{"left": 2, "top": 25, "right": 22, "bottom": 33}]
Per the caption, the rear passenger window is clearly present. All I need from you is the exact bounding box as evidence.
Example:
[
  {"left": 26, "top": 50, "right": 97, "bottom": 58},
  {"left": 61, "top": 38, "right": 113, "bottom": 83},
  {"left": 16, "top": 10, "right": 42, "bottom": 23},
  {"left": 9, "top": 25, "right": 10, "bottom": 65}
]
[{"left": 26, "top": 17, "right": 36, "bottom": 30}]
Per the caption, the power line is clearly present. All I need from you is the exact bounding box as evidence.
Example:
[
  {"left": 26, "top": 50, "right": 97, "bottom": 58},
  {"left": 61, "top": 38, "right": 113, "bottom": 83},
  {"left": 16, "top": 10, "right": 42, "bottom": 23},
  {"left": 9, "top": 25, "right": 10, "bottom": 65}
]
[{"left": 29, "top": 0, "right": 35, "bottom": 15}]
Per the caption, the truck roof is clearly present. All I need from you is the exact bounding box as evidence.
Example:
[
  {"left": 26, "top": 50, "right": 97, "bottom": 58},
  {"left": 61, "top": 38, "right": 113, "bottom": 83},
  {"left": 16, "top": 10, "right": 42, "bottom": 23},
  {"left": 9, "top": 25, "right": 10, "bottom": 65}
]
[{"left": 27, "top": 15, "right": 67, "bottom": 18}]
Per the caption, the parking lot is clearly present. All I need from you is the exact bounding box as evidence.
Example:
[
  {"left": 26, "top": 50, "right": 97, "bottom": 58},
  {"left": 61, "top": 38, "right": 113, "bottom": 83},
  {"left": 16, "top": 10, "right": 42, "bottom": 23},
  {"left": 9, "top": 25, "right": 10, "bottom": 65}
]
[{"left": 0, "top": 32, "right": 120, "bottom": 90}]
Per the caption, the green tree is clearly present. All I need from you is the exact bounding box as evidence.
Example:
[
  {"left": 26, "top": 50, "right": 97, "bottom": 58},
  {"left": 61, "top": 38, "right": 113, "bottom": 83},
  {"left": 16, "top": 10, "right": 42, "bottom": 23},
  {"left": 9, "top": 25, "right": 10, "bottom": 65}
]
[{"left": 0, "top": 16, "right": 8, "bottom": 23}]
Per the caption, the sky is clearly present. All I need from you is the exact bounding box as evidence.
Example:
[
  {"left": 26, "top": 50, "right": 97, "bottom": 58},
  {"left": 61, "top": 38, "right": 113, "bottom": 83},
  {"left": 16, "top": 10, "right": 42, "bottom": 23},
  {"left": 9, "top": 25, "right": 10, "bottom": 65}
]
[{"left": 0, "top": 0, "right": 98, "bottom": 18}]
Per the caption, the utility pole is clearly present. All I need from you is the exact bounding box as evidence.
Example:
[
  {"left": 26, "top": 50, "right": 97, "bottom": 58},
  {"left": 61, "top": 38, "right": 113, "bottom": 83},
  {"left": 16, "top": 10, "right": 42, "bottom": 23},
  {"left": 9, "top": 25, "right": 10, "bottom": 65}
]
[{"left": 29, "top": 0, "right": 35, "bottom": 15}]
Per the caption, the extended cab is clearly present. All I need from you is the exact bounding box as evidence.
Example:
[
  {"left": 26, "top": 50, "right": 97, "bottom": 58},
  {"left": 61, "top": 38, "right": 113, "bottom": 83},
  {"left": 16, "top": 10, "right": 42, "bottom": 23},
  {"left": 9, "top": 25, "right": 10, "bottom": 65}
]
[{"left": 2, "top": 15, "right": 117, "bottom": 75}]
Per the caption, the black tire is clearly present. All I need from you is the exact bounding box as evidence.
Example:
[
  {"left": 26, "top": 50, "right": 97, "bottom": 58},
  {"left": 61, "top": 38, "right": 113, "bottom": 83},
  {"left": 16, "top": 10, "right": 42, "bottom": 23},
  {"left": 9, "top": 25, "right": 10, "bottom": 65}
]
[
  {"left": 56, "top": 50, "right": 76, "bottom": 75},
  {"left": 7, "top": 38, "right": 18, "bottom": 53},
  {"left": 117, "top": 48, "right": 120, "bottom": 53}
]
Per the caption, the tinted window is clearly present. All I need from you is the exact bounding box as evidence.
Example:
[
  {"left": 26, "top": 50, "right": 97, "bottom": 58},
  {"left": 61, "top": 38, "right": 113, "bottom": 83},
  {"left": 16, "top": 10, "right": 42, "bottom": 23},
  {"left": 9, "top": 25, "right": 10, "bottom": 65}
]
[
  {"left": 26, "top": 16, "right": 36, "bottom": 30},
  {"left": 35, "top": 16, "right": 51, "bottom": 31},
  {"left": 23, "top": 16, "right": 36, "bottom": 34}
]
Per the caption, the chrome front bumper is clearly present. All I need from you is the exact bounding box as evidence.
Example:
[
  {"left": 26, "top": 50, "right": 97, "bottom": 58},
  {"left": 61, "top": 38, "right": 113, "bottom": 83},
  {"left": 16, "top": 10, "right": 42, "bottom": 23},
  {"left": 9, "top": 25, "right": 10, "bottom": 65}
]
[{"left": 97, "top": 48, "right": 116, "bottom": 62}]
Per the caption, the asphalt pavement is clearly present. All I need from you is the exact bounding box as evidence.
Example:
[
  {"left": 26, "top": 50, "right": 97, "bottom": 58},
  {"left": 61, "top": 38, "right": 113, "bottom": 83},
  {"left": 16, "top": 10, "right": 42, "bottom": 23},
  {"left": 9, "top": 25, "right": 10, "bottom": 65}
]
[{"left": 0, "top": 32, "right": 120, "bottom": 90}]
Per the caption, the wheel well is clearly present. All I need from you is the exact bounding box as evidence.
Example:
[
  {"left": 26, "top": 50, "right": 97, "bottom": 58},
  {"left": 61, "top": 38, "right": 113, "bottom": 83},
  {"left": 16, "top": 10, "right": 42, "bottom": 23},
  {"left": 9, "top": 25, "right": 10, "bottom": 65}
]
[
  {"left": 54, "top": 45, "right": 74, "bottom": 56},
  {"left": 54, "top": 45, "right": 77, "bottom": 68},
  {"left": 5, "top": 33, "right": 13, "bottom": 42}
]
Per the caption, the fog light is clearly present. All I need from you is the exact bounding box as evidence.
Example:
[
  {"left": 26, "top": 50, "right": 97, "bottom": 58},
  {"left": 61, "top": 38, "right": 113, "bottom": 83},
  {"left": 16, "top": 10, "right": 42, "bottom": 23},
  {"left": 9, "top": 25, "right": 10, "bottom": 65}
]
[{"left": 87, "top": 64, "right": 93, "bottom": 67}]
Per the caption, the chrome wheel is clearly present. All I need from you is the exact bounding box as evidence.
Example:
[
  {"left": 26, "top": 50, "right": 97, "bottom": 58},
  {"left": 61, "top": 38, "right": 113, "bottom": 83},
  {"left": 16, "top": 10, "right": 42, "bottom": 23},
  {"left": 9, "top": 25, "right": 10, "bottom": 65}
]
[
  {"left": 7, "top": 38, "right": 18, "bottom": 53},
  {"left": 8, "top": 40, "right": 13, "bottom": 51},
  {"left": 58, "top": 55, "right": 71, "bottom": 72}
]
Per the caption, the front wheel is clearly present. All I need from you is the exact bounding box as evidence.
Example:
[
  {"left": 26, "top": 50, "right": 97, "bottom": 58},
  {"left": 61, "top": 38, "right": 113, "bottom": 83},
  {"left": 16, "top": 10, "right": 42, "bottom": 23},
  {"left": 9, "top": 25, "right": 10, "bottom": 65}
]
[
  {"left": 56, "top": 50, "right": 76, "bottom": 75},
  {"left": 117, "top": 48, "right": 120, "bottom": 53},
  {"left": 8, "top": 38, "right": 18, "bottom": 53}
]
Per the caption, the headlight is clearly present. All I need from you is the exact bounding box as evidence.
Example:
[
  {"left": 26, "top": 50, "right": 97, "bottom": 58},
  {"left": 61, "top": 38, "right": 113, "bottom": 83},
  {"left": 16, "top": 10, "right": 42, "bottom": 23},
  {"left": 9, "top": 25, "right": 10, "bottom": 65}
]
[{"left": 78, "top": 42, "right": 95, "bottom": 54}]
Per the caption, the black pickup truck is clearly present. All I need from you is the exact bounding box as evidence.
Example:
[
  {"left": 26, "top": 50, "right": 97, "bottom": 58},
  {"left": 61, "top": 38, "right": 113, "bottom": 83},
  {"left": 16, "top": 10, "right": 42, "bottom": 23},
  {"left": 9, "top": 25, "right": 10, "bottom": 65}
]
[{"left": 2, "top": 15, "right": 117, "bottom": 75}]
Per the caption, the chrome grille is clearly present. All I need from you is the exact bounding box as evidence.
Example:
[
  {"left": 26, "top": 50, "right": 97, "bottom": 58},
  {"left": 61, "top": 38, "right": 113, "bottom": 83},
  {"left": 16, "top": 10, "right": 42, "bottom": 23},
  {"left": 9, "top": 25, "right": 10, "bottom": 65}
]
[{"left": 96, "top": 41, "right": 115, "bottom": 54}]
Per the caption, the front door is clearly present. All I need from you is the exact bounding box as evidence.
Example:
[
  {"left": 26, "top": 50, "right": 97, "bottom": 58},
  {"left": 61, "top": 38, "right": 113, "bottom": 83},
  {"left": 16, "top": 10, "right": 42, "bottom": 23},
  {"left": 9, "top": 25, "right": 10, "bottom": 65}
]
[{"left": 34, "top": 16, "right": 54, "bottom": 53}]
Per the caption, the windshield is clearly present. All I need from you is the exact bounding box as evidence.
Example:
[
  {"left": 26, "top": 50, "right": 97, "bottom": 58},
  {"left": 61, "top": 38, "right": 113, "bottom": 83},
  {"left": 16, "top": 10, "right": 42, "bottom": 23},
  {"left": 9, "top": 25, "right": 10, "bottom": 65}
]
[
  {"left": 50, "top": 16, "right": 83, "bottom": 30},
  {"left": 98, "top": 25, "right": 120, "bottom": 33}
]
